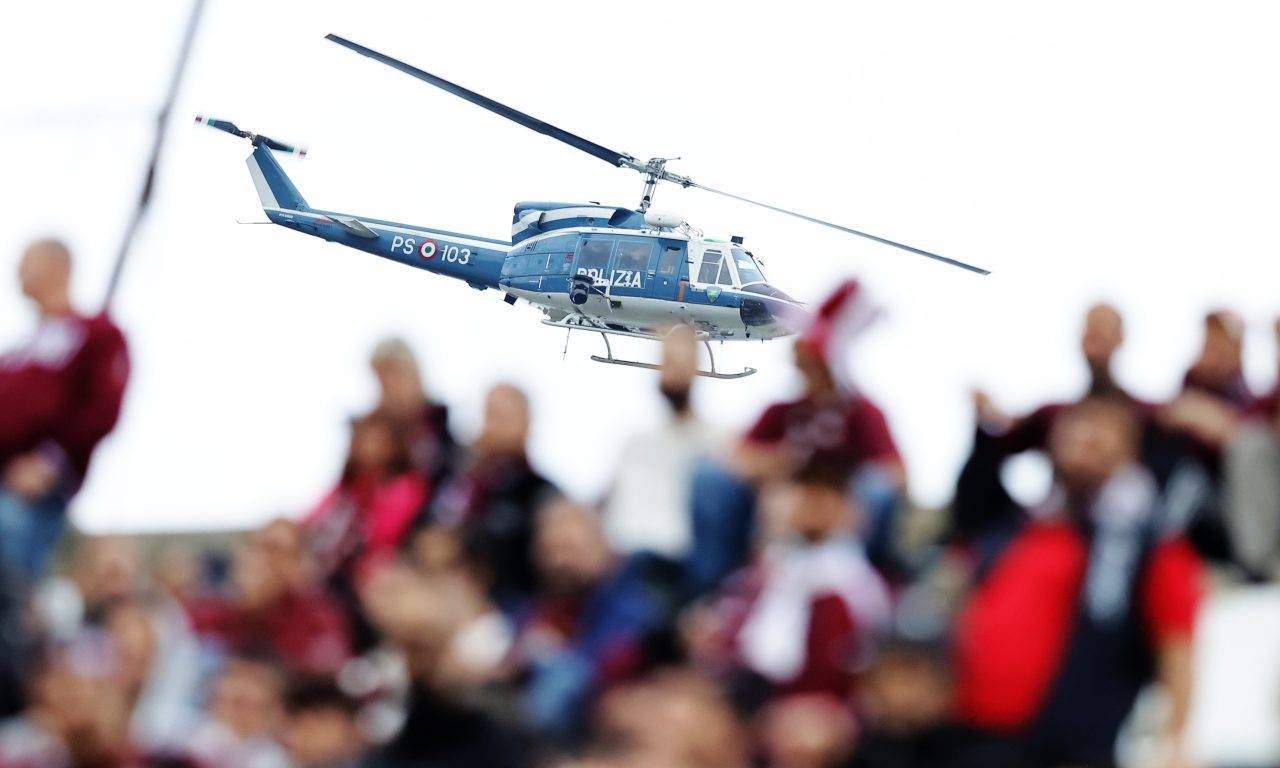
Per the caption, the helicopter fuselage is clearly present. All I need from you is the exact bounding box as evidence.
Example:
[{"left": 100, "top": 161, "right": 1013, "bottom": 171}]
[{"left": 253, "top": 139, "right": 801, "bottom": 343}]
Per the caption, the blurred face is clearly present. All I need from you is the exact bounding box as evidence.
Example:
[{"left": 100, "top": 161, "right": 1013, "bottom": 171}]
[
  {"left": 256, "top": 519, "right": 305, "bottom": 586},
  {"left": 1195, "top": 314, "right": 1244, "bottom": 386},
  {"left": 285, "top": 706, "right": 362, "bottom": 768},
  {"left": 104, "top": 603, "right": 157, "bottom": 693},
  {"left": 232, "top": 544, "right": 285, "bottom": 609},
  {"left": 535, "top": 501, "right": 612, "bottom": 594},
  {"left": 77, "top": 536, "right": 141, "bottom": 610},
  {"left": 659, "top": 326, "right": 698, "bottom": 411},
  {"left": 36, "top": 660, "right": 131, "bottom": 760},
  {"left": 598, "top": 673, "right": 746, "bottom": 768},
  {"left": 862, "top": 651, "right": 952, "bottom": 736},
  {"left": 18, "top": 240, "right": 71, "bottom": 305},
  {"left": 1049, "top": 401, "right": 1137, "bottom": 495},
  {"left": 349, "top": 419, "right": 398, "bottom": 476},
  {"left": 759, "top": 694, "right": 857, "bottom": 768},
  {"left": 794, "top": 344, "right": 837, "bottom": 398},
  {"left": 1080, "top": 303, "right": 1123, "bottom": 371},
  {"left": 477, "top": 384, "right": 529, "bottom": 456},
  {"left": 210, "top": 661, "right": 284, "bottom": 739},
  {"left": 765, "top": 483, "right": 852, "bottom": 544},
  {"left": 373, "top": 356, "right": 425, "bottom": 416}
]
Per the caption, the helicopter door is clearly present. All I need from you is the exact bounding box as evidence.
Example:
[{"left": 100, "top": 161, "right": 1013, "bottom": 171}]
[
  {"left": 653, "top": 243, "right": 685, "bottom": 301},
  {"left": 608, "top": 240, "right": 657, "bottom": 300}
]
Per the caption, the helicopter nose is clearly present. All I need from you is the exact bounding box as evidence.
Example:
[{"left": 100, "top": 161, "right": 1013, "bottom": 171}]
[{"left": 740, "top": 296, "right": 809, "bottom": 336}]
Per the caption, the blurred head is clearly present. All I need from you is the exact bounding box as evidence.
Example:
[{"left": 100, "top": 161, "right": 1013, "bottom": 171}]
[
  {"left": 763, "top": 477, "right": 856, "bottom": 545},
  {"left": 283, "top": 676, "right": 363, "bottom": 768},
  {"left": 475, "top": 382, "right": 530, "bottom": 457},
  {"left": 255, "top": 518, "right": 307, "bottom": 589},
  {"left": 18, "top": 238, "right": 72, "bottom": 313},
  {"left": 596, "top": 670, "right": 747, "bottom": 768},
  {"left": 209, "top": 657, "right": 285, "bottom": 740},
  {"left": 102, "top": 599, "right": 157, "bottom": 698},
  {"left": 359, "top": 564, "right": 470, "bottom": 682},
  {"left": 534, "top": 499, "right": 614, "bottom": 595},
  {"left": 1048, "top": 398, "right": 1139, "bottom": 498},
  {"left": 371, "top": 337, "right": 426, "bottom": 417},
  {"left": 793, "top": 342, "right": 838, "bottom": 400},
  {"left": 659, "top": 325, "right": 699, "bottom": 415},
  {"left": 231, "top": 540, "right": 286, "bottom": 610},
  {"left": 861, "top": 642, "right": 952, "bottom": 737},
  {"left": 758, "top": 694, "right": 857, "bottom": 768},
  {"left": 30, "top": 634, "right": 132, "bottom": 760},
  {"left": 1080, "top": 303, "right": 1124, "bottom": 373},
  {"left": 342, "top": 412, "right": 411, "bottom": 481},
  {"left": 75, "top": 536, "right": 142, "bottom": 614},
  {"left": 1191, "top": 309, "right": 1245, "bottom": 389}
]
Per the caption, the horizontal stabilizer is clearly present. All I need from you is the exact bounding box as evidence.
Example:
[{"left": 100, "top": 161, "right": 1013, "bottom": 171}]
[{"left": 330, "top": 215, "right": 379, "bottom": 239}]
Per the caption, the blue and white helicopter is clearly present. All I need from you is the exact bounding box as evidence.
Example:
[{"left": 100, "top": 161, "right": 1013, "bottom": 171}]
[{"left": 200, "top": 34, "right": 988, "bottom": 378}]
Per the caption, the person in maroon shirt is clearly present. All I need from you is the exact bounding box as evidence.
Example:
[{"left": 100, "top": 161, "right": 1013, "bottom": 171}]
[
  {"left": 688, "top": 280, "right": 905, "bottom": 593},
  {"left": 186, "top": 520, "right": 353, "bottom": 675},
  {"left": 0, "top": 239, "right": 129, "bottom": 584}
]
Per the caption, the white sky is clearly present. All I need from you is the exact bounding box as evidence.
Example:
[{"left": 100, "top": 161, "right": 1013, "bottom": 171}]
[{"left": 3, "top": 0, "right": 1278, "bottom": 533}]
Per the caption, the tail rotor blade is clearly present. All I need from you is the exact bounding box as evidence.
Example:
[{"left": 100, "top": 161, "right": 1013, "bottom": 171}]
[{"left": 689, "top": 182, "right": 990, "bottom": 275}]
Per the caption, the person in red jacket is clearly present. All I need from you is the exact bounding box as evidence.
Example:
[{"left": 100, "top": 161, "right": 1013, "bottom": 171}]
[
  {"left": 953, "top": 398, "right": 1203, "bottom": 768},
  {"left": 0, "top": 239, "right": 129, "bottom": 583}
]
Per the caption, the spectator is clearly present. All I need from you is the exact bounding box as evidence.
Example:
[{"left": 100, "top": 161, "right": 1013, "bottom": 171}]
[
  {"left": 281, "top": 676, "right": 364, "bottom": 768},
  {"left": 1181, "top": 310, "right": 1254, "bottom": 410},
  {"left": 847, "top": 639, "right": 980, "bottom": 768},
  {"left": 603, "top": 324, "right": 726, "bottom": 561},
  {"left": 307, "top": 411, "right": 427, "bottom": 645},
  {"left": 0, "top": 239, "right": 130, "bottom": 584},
  {"left": 759, "top": 693, "right": 858, "bottom": 768},
  {"left": 511, "top": 499, "right": 663, "bottom": 744},
  {"left": 369, "top": 337, "right": 456, "bottom": 484},
  {"left": 359, "top": 564, "right": 528, "bottom": 768},
  {"left": 0, "top": 633, "right": 168, "bottom": 767},
  {"left": 590, "top": 669, "right": 747, "bottom": 768},
  {"left": 186, "top": 520, "right": 353, "bottom": 675},
  {"left": 187, "top": 656, "right": 290, "bottom": 768},
  {"left": 690, "top": 474, "right": 890, "bottom": 706},
  {"left": 690, "top": 281, "right": 903, "bottom": 593},
  {"left": 955, "top": 303, "right": 1148, "bottom": 544},
  {"left": 953, "top": 398, "right": 1203, "bottom": 768},
  {"left": 420, "top": 383, "right": 557, "bottom": 612}
]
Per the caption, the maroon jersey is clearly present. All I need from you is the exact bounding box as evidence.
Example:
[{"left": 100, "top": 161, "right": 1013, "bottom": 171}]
[
  {"left": 0, "top": 312, "right": 129, "bottom": 488},
  {"left": 745, "top": 395, "right": 901, "bottom": 481}
]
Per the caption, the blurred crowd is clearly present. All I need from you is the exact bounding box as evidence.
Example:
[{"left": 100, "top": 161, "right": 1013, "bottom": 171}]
[{"left": 2, "top": 240, "right": 1280, "bottom": 768}]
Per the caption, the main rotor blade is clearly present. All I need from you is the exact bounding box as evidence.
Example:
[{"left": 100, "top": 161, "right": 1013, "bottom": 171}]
[
  {"left": 326, "top": 34, "right": 633, "bottom": 168},
  {"left": 689, "top": 182, "right": 990, "bottom": 275}
]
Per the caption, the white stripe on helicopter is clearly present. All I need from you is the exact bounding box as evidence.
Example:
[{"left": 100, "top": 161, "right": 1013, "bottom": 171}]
[{"left": 263, "top": 208, "right": 504, "bottom": 252}]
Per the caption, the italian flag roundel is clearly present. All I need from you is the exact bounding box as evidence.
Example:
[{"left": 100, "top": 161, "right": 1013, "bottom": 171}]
[{"left": 420, "top": 239, "right": 438, "bottom": 260}]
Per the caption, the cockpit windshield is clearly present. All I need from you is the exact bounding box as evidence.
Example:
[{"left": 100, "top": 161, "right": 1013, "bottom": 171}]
[{"left": 731, "top": 248, "right": 766, "bottom": 284}]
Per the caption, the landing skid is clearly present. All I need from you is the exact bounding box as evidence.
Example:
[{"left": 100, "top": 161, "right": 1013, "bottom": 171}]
[{"left": 542, "top": 317, "right": 756, "bottom": 379}]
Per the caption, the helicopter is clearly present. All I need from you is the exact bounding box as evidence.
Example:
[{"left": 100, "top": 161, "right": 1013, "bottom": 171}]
[{"left": 199, "top": 34, "right": 988, "bottom": 379}]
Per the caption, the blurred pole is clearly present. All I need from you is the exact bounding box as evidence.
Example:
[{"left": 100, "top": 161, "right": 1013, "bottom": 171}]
[{"left": 102, "top": 0, "right": 207, "bottom": 311}]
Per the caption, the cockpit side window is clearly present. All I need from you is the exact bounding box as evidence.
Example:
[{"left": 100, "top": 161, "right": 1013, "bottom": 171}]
[
  {"left": 698, "top": 250, "right": 724, "bottom": 284},
  {"left": 716, "top": 258, "right": 735, "bottom": 286}
]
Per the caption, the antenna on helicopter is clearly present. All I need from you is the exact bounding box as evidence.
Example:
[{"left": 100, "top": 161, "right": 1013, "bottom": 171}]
[{"left": 325, "top": 34, "right": 989, "bottom": 276}]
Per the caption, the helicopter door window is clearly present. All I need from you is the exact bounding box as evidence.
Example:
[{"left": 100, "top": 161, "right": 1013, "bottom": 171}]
[
  {"left": 577, "top": 239, "right": 613, "bottom": 283},
  {"left": 659, "top": 246, "right": 682, "bottom": 276},
  {"left": 731, "top": 247, "right": 765, "bottom": 284},
  {"left": 615, "top": 242, "right": 652, "bottom": 273},
  {"left": 697, "top": 250, "right": 723, "bottom": 284}
]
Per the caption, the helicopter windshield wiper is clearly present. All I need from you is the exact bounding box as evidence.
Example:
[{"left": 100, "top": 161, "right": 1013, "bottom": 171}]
[{"left": 325, "top": 33, "right": 990, "bottom": 276}]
